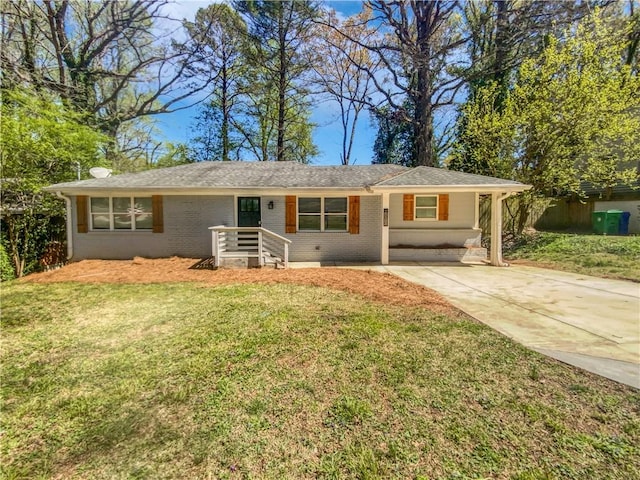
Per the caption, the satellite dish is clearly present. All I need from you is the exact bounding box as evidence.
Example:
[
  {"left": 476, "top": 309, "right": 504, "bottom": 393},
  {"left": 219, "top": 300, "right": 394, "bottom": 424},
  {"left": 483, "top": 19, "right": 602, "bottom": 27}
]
[{"left": 89, "top": 167, "right": 112, "bottom": 178}]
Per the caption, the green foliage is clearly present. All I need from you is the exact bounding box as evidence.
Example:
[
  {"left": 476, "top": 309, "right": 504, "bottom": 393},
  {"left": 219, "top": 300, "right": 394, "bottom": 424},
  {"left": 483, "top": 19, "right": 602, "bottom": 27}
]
[
  {"left": 450, "top": 12, "right": 640, "bottom": 232},
  {"left": 233, "top": 0, "right": 319, "bottom": 162},
  {"left": 505, "top": 232, "right": 640, "bottom": 281},
  {"left": 1, "top": 88, "right": 106, "bottom": 188},
  {"left": 184, "top": 3, "right": 247, "bottom": 162},
  {"left": 0, "top": 87, "right": 105, "bottom": 276},
  {"left": 0, "top": 242, "right": 15, "bottom": 282},
  {"left": 371, "top": 102, "right": 417, "bottom": 167}
]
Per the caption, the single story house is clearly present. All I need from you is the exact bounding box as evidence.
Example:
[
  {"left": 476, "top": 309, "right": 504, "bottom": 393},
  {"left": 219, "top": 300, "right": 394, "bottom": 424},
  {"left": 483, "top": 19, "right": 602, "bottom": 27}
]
[{"left": 44, "top": 161, "right": 530, "bottom": 267}]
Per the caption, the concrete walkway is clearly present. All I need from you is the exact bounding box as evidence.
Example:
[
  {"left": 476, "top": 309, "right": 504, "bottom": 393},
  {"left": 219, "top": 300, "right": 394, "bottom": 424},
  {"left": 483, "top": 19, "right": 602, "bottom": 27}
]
[{"left": 376, "top": 263, "right": 640, "bottom": 388}]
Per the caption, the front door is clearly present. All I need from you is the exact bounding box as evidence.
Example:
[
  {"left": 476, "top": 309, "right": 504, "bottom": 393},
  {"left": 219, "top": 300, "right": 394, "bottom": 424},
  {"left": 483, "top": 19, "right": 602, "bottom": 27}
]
[{"left": 237, "top": 197, "right": 261, "bottom": 227}]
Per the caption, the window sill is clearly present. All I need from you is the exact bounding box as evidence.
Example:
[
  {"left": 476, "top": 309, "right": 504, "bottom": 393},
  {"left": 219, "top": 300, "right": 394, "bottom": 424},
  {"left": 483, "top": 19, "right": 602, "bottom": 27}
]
[{"left": 87, "top": 230, "right": 155, "bottom": 234}]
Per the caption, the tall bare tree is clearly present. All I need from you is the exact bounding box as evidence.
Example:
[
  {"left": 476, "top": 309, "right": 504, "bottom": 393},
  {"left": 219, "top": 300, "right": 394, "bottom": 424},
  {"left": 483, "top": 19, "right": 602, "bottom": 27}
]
[
  {"left": 1, "top": 0, "right": 214, "bottom": 166},
  {"left": 321, "top": 1, "right": 467, "bottom": 167},
  {"left": 313, "top": 7, "right": 380, "bottom": 164}
]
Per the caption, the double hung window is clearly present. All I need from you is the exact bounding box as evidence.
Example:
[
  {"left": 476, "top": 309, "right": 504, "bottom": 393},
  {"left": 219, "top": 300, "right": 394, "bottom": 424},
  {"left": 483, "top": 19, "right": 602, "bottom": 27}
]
[
  {"left": 414, "top": 195, "right": 438, "bottom": 220},
  {"left": 90, "top": 197, "right": 153, "bottom": 230},
  {"left": 298, "top": 197, "right": 348, "bottom": 232}
]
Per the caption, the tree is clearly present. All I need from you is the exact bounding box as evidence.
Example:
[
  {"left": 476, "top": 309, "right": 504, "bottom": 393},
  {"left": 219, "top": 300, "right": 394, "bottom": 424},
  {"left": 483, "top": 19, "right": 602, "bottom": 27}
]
[
  {"left": 313, "top": 7, "right": 380, "bottom": 164},
  {"left": 234, "top": 0, "right": 319, "bottom": 162},
  {"left": 371, "top": 102, "right": 416, "bottom": 166},
  {"left": 449, "top": 12, "right": 640, "bottom": 232},
  {"left": 183, "top": 3, "right": 247, "bottom": 162},
  {"left": 1, "top": 0, "right": 214, "bottom": 164},
  {"left": 462, "top": 1, "right": 607, "bottom": 104},
  {"left": 320, "top": 0, "right": 467, "bottom": 167},
  {"left": 0, "top": 87, "right": 105, "bottom": 276}
]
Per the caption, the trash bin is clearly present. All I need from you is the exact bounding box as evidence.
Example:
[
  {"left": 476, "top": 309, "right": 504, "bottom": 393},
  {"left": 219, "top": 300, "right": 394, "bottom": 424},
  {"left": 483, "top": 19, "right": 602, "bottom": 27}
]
[
  {"left": 604, "top": 210, "right": 623, "bottom": 235},
  {"left": 619, "top": 211, "right": 631, "bottom": 235},
  {"left": 592, "top": 210, "right": 625, "bottom": 235},
  {"left": 592, "top": 211, "right": 607, "bottom": 234}
]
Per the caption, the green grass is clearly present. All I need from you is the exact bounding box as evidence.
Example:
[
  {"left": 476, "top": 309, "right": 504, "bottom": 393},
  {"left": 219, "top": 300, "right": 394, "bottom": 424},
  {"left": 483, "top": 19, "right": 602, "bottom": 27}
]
[
  {"left": 504, "top": 232, "right": 640, "bottom": 281},
  {"left": 2, "top": 281, "right": 639, "bottom": 479}
]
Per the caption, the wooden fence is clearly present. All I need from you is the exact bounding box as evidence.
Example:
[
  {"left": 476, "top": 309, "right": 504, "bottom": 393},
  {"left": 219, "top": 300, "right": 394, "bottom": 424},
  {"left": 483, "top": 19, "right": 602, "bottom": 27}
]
[{"left": 479, "top": 196, "right": 595, "bottom": 235}]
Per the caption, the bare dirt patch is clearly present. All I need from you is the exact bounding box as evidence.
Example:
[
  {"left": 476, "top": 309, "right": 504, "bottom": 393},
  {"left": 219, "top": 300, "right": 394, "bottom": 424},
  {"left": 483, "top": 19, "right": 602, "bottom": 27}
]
[{"left": 23, "top": 257, "right": 457, "bottom": 315}]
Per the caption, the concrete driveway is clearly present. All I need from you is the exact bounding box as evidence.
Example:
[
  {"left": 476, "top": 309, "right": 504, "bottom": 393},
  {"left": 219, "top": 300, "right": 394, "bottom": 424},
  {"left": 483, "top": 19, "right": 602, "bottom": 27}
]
[{"left": 378, "top": 263, "right": 640, "bottom": 388}]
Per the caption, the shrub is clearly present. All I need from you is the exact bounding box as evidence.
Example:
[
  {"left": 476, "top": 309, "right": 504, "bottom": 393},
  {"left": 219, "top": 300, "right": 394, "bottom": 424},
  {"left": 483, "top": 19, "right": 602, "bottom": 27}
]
[{"left": 0, "top": 242, "right": 15, "bottom": 282}]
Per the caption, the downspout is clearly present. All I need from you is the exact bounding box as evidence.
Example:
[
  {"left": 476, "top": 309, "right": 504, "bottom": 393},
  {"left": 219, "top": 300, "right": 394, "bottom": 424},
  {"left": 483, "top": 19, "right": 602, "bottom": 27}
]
[
  {"left": 490, "top": 191, "right": 515, "bottom": 267},
  {"left": 56, "top": 191, "right": 73, "bottom": 260}
]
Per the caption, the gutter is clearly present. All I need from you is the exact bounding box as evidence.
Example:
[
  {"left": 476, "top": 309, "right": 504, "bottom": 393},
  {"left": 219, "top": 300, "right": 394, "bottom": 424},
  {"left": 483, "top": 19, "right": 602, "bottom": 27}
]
[{"left": 55, "top": 191, "right": 73, "bottom": 260}]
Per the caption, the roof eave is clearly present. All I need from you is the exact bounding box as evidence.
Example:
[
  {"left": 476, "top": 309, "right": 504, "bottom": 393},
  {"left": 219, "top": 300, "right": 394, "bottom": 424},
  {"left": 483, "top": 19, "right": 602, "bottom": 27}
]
[
  {"left": 43, "top": 185, "right": 377, "bottom": 195},
  {"left": 371, "top": 184, "right": 532, "bottom": 193}
]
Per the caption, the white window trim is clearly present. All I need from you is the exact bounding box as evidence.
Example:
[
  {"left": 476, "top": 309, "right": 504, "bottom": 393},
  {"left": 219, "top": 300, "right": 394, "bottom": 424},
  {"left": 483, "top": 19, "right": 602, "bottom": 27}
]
[
  {"left": 297, "top": 196, "right": 349, "bottom": 232},
  {"left": 89, "top": 196, "right": 153, "bottom": 231},
  {"left": 414, "top": 194, "right": 438, "bottom": 221}
]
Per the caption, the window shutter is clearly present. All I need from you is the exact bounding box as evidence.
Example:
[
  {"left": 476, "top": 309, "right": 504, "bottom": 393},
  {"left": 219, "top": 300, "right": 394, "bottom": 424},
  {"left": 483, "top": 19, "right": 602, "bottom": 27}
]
[
  {"left": 438, "top": 194, "right": 449, "bottom": 221},
  {"left": 152, "top": 195, "right": 164, "bottom": 233},
  {"left": 77, "top": 196, "right": 88, "bottom": 233},
  {"left": 285, "top": 195, "right": 297, "bottom": 233},
  {"left": 403, "top": 194, "right": 414, "bottom": 221},
  {"left": 348, "top": 196, "right": 360, "bottom": 234}
]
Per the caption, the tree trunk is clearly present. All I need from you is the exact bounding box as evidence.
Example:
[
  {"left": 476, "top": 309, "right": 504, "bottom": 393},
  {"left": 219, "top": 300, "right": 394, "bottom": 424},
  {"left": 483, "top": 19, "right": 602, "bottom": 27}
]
[
  {"left": 414, "top": 1, "right": 436, "bottom": 167},
  {"left": 221, "top": 62, "right": 229, "bottom": 162},
  {"left": 276, "top": 4, "right": 287, "bottom": 162}
]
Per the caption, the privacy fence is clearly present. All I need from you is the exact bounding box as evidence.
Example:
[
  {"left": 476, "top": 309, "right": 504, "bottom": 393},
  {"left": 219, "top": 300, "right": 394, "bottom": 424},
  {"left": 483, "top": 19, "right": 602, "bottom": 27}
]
[{"left": 479, "top": 196, "right": 595, "bottom": 236}]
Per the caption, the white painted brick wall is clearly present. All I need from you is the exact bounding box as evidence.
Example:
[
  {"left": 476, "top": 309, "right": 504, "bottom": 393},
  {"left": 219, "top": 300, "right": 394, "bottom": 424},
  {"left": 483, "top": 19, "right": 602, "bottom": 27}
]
[{"left": 261, "top": 195, "right": 382, "bottom": 262}]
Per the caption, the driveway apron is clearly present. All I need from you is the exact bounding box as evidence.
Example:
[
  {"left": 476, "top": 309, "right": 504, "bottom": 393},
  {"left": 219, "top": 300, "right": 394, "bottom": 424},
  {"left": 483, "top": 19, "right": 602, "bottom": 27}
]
[{"left": 379, "top": 264, "right": 640, "bottom": 389}]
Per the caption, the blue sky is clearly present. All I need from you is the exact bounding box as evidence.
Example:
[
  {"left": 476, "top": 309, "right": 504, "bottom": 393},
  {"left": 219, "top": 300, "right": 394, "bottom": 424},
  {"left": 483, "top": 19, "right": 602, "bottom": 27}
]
[{"left": 156, "top": 1, "right": 374, "bottom": 166}]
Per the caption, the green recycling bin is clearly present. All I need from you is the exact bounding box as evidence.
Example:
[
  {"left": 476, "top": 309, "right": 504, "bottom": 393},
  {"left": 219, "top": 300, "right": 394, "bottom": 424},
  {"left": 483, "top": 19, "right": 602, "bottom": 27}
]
[
  {"left": 604, "top": 210, "right": 623, "bottom": 235},
  {"left": 592, "top": 211, "right": 606, "bottom": 234},
  {"left": 593, "top": 210, "right": 624, "bottom": 235}
]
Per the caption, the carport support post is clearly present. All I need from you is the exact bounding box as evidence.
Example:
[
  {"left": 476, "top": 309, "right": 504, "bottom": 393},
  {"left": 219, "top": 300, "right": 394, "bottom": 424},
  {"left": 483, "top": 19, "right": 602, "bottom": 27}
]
[
  {"left": 381, "top": 192, "right": 390, "bottom": 265},
  {"left": 490, "top": 191, "right": 511, "bottom": 266}
]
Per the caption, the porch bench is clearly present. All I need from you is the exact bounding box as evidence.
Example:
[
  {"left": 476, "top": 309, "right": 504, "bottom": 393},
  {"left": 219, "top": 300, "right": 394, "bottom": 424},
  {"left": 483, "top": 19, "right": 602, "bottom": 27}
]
[{"left": 389, "top": 227, "right": 482, "bottom": 249}]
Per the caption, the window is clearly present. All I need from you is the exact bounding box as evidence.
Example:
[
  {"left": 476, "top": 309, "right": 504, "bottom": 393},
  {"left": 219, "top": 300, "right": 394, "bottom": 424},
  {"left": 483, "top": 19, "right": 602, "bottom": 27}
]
[
  {"left": 415, "top": 195, "right": 438, "bottom": 220},
  {"left": 298, "top": 197, "right": 348, "bottom": 231},
  {"left": 90, "top": 197, "right": 153, "bottom": 231}
]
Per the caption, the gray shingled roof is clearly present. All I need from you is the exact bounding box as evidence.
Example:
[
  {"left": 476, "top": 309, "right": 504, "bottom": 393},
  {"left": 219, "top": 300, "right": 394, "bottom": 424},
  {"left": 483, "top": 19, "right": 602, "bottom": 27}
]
[
  {"left": 374, "top": 166, "right": 523, "bottom": 186},
  {"left": 44, "top": 161, "right": 527, "bottom": 191}
]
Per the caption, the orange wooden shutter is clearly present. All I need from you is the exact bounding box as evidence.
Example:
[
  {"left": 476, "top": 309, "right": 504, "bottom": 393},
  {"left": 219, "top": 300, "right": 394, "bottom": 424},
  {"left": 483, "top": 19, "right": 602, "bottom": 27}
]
[
  {"left": 348, "top": 196, "right": 360, "bottom": 234},
  {"left": 285, "top": 195, "right": 297, "bottom": 233},
  {"left": 438, "top": 194, "right": 449, "bottom": 221},
  {"left": 152, "top": 195, "right": 164, "bottom": 233},
  {"left": 403, "top": 194, "right": 414, "bottom": 221},
  {"left": 76, "top": 195, "right": 88, "bottom": 233}
]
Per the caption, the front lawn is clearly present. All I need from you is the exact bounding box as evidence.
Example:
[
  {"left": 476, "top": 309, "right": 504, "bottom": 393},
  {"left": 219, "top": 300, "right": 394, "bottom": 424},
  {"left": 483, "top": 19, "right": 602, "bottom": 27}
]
[
  {"left": 504, "top": 232, "right": 640, "bottom": 281},
  {"left": 2, "top": 281, "right": 639, "bottom": 479}
]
